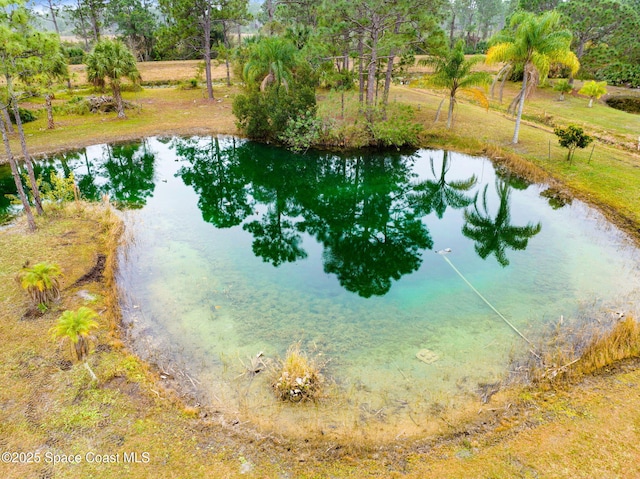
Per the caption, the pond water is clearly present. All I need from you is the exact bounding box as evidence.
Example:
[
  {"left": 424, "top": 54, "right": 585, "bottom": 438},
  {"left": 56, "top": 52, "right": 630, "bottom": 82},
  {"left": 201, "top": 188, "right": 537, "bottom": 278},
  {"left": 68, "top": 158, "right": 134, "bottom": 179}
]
[{"left": 2, "top": 137, "right": 639, "bottom": 437}]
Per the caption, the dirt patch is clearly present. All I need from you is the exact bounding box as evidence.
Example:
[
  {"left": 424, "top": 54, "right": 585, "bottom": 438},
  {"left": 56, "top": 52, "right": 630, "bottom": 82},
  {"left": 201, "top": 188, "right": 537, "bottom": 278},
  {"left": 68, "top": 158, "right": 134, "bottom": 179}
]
[
  {"left": 102, "top": 375, "right": 153, "bottom": 408},
  {"left": 73, "top": 253, "right": 106, "bottom": 286},
  {"left": 20, "top": 306, "right": 45, "bottom": 321}
]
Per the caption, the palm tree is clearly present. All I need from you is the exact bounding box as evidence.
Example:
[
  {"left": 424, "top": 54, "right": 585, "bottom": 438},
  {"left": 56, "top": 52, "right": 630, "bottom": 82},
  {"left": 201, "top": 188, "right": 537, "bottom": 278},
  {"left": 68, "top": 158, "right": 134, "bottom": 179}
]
[
  {"left": 419, "top": 40, "right": 491, "bottom": 129},
  {"left": 486, "top": 11, "right": 579, "bottom": 144},
  {"left": 19, "top": 261, "right": 62, "bottom": 307},
  {"left": 51, "top": 307, "right": 99, "bottom": 362},
  {"left": 553, "top": 79, "right": 573, "bottom": 101},
  {"left": 578, "top": 80, "right": 607, "bottom": 108},
  {"left": 243, "top": 37, "right": 297, "bottom": 92},
  {"left": 85, "top": 39, "right": 141, "bottom": 119},
  {"left": 462, "top": 179, "right": 541, "bottom": 267}
]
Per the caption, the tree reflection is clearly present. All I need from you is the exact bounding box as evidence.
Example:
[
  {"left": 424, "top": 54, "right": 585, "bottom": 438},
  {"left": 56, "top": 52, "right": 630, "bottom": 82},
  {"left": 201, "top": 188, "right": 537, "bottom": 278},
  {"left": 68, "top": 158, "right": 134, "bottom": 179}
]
[
  {"left": 410, "top": 151, "right": 477, "bottom": 218},
  {"left": 100, "top": 141, "right": 156, "bottom": 208},
  {"left": 75, "top": 150, "right": 100, "bottom": 201},
  {"left": 176, "top": 137, "right": 253, "bottom": 228},
  {"left": 238, "top": 143, "right": 308, "bottom": 267},
  {"left": 300, "top": 154, "right": 432, "bottom": 297},
  {"left": 0, "top": 164, "right": 16, "bottom": 222},
  {"left": 171, "top": 139, "right": 545, "bottom": 295},
  {"left": 462, "top": 179, "right": 541, "bottom": 267}
]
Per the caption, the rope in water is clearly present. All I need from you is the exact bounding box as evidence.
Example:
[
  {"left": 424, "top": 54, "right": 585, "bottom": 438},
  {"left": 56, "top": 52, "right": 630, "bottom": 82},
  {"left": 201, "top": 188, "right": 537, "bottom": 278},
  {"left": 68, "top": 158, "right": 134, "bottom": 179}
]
[{"left": 439, "top": 253, "right": 533, "bottom": 346}]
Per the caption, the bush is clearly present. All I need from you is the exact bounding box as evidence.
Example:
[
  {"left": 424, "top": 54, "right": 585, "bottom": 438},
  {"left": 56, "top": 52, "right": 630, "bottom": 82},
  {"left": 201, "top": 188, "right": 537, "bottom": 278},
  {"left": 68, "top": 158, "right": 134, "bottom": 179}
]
[
  {"left": 177, "top": 78, "right": 200, "bottom": 90},
  {"left": 278, "top": 108, "right": 321, "bottom": 152},
  {"left": 39, "top": 172, "right": 78, "bottom": 204},
  {"left": 64, "top": 45, "right": 86, "bottom": 65},
  {"left": 368, "top": 105, "right": 422, "bottom": 149},
  {"left": 61, "top": 96, "right": 91, "bottom": 115},
  {"left": 9, "top": 107, "right": 36, "bottom": 124},
  {"left": 233, "top": 84, "right": 316, "bottom": 142},
  {"left": 554, "top": 125, "right": 593, "bottom": 163},
  {"left": 596, "top": 62, "right": 640, "bottom": 88},
  {"left": 553, "top": 79, "right": 573, "bottom": 100}
]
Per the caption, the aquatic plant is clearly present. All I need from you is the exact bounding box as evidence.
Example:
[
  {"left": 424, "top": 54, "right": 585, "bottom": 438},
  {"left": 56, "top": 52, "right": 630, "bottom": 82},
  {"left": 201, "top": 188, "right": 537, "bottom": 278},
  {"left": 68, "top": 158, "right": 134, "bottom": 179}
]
[
  {"left": 272, "top": 343, "right": 323, "bottom": 402},
  {"left": 19, "top": 261, "right": 62, "bottom": 308}
]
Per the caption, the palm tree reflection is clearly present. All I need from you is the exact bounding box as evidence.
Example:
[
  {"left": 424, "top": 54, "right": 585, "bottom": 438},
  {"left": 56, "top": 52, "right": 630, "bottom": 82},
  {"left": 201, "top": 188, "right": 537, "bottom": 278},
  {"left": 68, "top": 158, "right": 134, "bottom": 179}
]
[
  {"left": 462, "top": 179, "right": 541, "bottom": 266},
  {"left": 411, "top": 151, "right": 477, "bottom": 218}
]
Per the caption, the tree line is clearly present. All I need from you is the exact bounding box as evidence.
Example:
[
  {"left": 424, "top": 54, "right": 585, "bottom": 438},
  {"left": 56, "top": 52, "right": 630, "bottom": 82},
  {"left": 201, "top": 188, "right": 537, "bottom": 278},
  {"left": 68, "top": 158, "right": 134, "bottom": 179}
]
[{"left": 3, "top": 0, "right": 639, "bottom": 231}]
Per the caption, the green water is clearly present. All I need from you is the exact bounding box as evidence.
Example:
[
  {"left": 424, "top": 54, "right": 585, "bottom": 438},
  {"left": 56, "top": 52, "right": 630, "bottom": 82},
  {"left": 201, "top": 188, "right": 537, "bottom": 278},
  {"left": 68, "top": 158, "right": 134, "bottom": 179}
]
[{"left": 3, "top": 137, "right": 639, "bottom": 434}]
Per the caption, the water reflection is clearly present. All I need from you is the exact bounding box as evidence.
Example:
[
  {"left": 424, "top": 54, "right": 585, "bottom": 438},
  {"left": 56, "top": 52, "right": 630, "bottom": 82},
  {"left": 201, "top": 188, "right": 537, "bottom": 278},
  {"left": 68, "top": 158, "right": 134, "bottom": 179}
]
[
  {"left": 176, "top": 137, "right": 253, "bottom": 228},
  {"left": 462, "top": 179, "right": 542, "bottom": 267},
  {"left": 0, "top": 137, "right": 543, "bottom": 295},
  {"left": 172, "top": 138, "right": 535, "bottom": 296},
  {"left": 100, "top": 142, "right": 156, "bottom": 208},
  {"left": 410, "top": 151, "right": 477, "bottom": 218}
]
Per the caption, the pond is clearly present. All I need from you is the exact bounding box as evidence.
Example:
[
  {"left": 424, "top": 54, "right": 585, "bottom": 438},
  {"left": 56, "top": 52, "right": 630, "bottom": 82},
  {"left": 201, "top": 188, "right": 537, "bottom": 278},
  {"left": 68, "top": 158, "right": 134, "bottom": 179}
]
[{"left": 2, "top": 137, "right": 639, "bottom": 437}]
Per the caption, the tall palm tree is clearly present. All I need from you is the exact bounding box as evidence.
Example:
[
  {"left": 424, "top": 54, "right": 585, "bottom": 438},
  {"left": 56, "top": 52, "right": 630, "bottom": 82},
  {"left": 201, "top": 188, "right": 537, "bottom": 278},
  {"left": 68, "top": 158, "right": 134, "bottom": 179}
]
[
  {"left": 486, "top": 11, "right": 579, "bottom": 144},
  {"left": 243, "top": 37, "right": 297, "bottom": 92},
  {"left": 419, "top": 40, "right": 492, "bottom": 129},
  {"left": 462, "top": 179, "right": 541, "bottom": 267},
  {"left": 85, "top": 39, "right": 141, "bottom": 119},
  {"left": 51, "top": 307, "right": 99, "bottom": 361}
]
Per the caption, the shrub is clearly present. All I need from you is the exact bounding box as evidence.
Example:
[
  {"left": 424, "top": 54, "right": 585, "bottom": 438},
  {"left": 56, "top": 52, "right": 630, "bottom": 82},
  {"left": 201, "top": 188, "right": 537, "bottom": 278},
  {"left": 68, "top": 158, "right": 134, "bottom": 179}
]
[
  {"left": 233, "top": 85, "right": 316, "bottom": 142},
  {"left": 62, "top": 96, "right": 91, "bottom": 115},
  {"left": 40, "top": 172, "right": 78, "bottom": 204},
  {"left": 278, "top": 108, "right": 321, "bottom": 152},
  {"left": 554, "top": 125, "right": 593, "bottom": 163},
  {"left": 177, "top": 78, "right": 200, "bottom": 90},
  {"left": 64, "top": 45, "right": 86, "bottom": 65},
  {"left": 596, "top": 62, "right": 640, "bottom": 88},
  {"left": 368, "top": 105, "right": 422, "bottom": 149},
  {"left": 9, "top": 107, "right": 36, "bottom": 124},
  {"left": 19, "top": 261, "right": 62, "bottom": 308},
  {"left": 553, "top": 79, "right": 572, "bottom": 100}
]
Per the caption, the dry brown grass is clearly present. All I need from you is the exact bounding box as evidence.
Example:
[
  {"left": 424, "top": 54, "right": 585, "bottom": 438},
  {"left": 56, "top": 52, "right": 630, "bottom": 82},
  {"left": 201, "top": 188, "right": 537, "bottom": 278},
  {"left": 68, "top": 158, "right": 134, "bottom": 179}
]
[
  {"left": 515, "top": 315, "right": 640, "bottom": 389},
  {"left": 68, "top": 60, "right": 231, "bottom": 86},
  {"left": 272, "top": 343, "right": 324, "bottom": 402}
]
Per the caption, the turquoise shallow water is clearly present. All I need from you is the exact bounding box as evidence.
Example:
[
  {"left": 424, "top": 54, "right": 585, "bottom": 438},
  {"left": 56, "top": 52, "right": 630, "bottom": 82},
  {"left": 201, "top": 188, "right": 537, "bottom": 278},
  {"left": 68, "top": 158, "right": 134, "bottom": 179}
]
[{"left": 3, "top": 136, "right": 638, "bottom": 434}]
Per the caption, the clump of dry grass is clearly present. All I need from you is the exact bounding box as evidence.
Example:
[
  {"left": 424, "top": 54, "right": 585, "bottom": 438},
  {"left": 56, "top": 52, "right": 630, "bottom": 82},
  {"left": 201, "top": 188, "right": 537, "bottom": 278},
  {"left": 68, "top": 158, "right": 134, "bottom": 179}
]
[
  {"left": 579, "top": 316, "right": 640, "bottom": 374},
  {"left": 272, "top": 343, "right": 324, "bottom": 402},
  {"left": 517, "top": 315, "right": 640, "bottom": 388}
]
